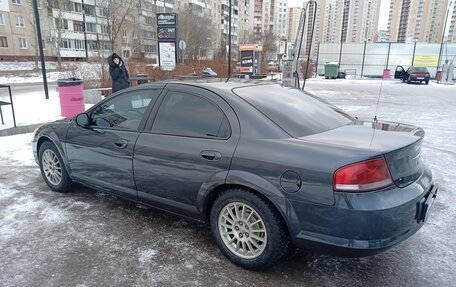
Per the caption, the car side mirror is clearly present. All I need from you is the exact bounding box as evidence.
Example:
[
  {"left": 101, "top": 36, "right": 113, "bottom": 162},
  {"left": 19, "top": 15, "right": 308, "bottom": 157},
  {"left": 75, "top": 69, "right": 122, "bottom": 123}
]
[{"left": 75, "top": 113, "right": 89, "bottom": 127}]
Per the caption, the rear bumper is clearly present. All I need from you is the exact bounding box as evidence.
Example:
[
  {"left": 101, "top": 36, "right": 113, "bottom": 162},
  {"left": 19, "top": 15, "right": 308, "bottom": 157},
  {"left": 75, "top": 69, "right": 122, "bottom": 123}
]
[
  {"left": 409, "top": 75, "right": 430, "bottom": 82},
  {"left": 290, "top": 177, "right": 437, "bottom": 256}
]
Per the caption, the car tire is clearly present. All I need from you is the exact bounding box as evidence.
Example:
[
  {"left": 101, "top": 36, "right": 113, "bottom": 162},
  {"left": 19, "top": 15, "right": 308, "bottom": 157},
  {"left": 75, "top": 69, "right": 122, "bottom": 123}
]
[
  {"left": 39, "top": 141, "right": 72, "bottom": 193},
  {"left": 210, "top": 188, "right": 290, "bottom": 270}
]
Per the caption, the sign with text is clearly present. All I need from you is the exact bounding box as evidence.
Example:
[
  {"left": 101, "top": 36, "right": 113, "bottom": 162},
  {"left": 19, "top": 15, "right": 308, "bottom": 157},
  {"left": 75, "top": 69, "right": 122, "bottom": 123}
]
[
  {"left": 157, "top": 13, "right": 177, "bottom": 26},
  {"left": 413, "top": 55, "right": 438, "bottom": 67},
  {"left": 158, "top": 27, "right": 176, "bottom": 40},
  {"left": 157, "top": 13, "right": 178, "bottom": 70},
  {"left": 240, "top": 50, "right": 254, "bottom": 74},
  {"left": 159, "top": 42, "right": 176, "bottom": 71}
]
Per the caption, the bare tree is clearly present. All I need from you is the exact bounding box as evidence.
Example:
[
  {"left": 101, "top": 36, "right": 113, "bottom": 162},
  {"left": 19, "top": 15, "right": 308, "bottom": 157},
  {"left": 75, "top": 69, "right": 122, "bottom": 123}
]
[
  {"left": 25, "top": 0, "right": 40, "bottom": 69},
  {"left": 178, "top": 11, "right": 216, "bottom": 61},
  {"left": 97, "top": 0, "right": 138, "bottom": 53},
  {"left": 48, "top": 0, "right": 71, "bottom": 69}
]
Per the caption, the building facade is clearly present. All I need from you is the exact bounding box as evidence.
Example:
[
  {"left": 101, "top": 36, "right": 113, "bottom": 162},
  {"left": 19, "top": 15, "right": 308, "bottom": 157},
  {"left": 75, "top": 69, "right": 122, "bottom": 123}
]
[
  {"left": 448, "top": 1, "right": 456, "bottom": 43},
  {"left": 387, "top": 0, "right": 450, "bottom": 43}
]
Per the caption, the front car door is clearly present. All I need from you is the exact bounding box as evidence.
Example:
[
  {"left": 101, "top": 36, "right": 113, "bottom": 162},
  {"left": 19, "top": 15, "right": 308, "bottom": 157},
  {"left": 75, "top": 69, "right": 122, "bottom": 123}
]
[
  {"left": 394, "top": 65, "right": 405, "bottom": 79},
  {"left": 65, "top": 87, "right": 162, "bottom": 200},
  {"left": 133, "top": 84, "right": 240, "bottom": 218}
]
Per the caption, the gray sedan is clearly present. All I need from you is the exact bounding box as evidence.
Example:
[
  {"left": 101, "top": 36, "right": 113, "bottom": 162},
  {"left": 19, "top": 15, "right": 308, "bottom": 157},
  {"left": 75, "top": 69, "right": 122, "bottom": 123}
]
[{"left": 32, "top": 82, "right": 437, "bottom": 270}]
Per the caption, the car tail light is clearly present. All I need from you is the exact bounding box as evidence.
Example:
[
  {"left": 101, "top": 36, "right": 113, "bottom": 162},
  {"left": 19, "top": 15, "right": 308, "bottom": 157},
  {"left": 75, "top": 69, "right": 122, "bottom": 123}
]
[
  {"left": 410, "top": 73, "right": 417, "bottom": 77},
  {"left": 333, "top": 158, "right": 393, "bottom": 192}
]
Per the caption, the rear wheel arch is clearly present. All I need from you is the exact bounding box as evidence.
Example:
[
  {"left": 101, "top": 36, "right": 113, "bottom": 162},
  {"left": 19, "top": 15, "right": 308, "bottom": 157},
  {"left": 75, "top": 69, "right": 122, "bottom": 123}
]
[
  {"left": 208, "top": 185, "right": 292, "bottom": 269},
  {"left": 203, "top": 183, "right": 300, "bottom": 241}
]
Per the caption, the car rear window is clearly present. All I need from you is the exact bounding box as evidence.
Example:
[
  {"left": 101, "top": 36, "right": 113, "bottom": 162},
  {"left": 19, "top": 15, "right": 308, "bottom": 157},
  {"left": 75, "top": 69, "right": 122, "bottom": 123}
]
[
  {"left": 412, "top": 67, "right": 428, "bottom": 72},
  {"left": 233, "top": 85, "right": 353, "bottom": 137}
]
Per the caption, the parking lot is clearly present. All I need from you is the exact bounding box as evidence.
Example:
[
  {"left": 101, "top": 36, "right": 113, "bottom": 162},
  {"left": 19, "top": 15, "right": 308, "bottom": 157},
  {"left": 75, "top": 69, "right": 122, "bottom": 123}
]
[{"left": 1, "top": 79, "right": 455, "bottom": 286}]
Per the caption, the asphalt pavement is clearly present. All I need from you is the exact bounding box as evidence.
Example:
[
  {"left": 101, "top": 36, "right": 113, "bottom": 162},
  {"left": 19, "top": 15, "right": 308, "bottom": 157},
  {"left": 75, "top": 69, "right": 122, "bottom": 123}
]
[{"left": 0, "top": 79, "right": 455, "bottom": 286}]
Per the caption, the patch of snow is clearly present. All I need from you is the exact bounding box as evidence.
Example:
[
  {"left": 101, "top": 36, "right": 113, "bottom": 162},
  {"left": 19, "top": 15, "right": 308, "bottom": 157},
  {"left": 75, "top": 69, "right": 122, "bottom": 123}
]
[{"left": 138, "top": 249, "right": 158, "bottom": 263}]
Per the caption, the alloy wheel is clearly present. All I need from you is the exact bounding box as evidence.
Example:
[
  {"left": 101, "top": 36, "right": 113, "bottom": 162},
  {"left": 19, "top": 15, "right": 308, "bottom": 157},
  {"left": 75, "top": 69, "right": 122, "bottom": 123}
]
[
  {"left": 42, "top": 149, "right": 62, "bottom": 186},
  {"left": 218, "top": 202, "right": 268, "bottom": 259}
]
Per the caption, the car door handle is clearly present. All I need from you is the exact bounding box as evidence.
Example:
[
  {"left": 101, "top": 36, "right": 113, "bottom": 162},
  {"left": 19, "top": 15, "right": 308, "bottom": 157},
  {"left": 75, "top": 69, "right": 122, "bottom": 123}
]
[
  {"left": 200, "top": 150, "right": 222, "bottom": 161},
  {"left": 113, "top": 139, "right": 128, "bottom": 149}
]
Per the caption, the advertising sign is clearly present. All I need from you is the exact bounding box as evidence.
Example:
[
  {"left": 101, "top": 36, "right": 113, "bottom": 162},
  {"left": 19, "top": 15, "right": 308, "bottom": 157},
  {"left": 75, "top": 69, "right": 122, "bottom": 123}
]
[
  {"left": 413, "top": 55, "right": 438, "bottom": 67},
  {"left": 157, "top": 13, "right": 178, "bottom": 70},
  {"left": 158, "top": 27, "right": 176, "bottom": 40},
  {"left": 159, "top": 42, "right": 176, "bottom": 70},
  {"left": 240, "top": 50, "right": 254, "bottom": 74},
  {"left": 240, "top": 44, "right": 262, "bottom": 51},
  {"left": 157, "top": 13, "right": 177, "bottom": 26}
]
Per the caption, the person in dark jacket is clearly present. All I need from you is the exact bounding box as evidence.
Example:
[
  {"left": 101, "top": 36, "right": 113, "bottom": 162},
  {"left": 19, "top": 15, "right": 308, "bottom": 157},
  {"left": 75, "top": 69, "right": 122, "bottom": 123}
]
[{"left": 108, "top": 53, "right": 130, "bottom": 93}]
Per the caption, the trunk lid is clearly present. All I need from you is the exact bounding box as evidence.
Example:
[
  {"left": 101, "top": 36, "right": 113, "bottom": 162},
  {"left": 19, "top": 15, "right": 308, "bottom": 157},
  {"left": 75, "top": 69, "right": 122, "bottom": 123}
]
[{"left": 300, "top": 120, "right": 425, "bottom": 188}]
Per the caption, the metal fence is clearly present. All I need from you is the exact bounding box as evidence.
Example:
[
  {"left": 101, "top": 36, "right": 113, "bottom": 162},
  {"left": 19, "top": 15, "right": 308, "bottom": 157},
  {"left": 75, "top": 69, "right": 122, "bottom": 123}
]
[{"left": 316, "top": 42, "right": 456, "bottom": 78}]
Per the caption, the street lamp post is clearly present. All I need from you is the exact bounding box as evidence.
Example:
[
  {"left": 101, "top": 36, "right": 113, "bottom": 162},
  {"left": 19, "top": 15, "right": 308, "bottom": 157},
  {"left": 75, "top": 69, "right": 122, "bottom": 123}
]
[
  {"left": 32, "top": 0, "right": 49, "bottom": 100},
  {"left": 438, "top": 1, "right": 453, "bottom": 70},
  {"left": 227, "top": 0, "right": 232, "bottom": 78}
]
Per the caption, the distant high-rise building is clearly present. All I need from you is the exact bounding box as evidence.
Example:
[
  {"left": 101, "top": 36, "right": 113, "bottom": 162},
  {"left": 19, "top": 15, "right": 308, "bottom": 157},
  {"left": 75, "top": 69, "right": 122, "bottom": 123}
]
[
  {"left": 287, "top": 7, "right": 301, "bottom": 44},
  {"left": 387, "top": 0, "right": 450, "bottom": 43},
  {"left": 321, "top": 0, "right": 379, "bottom": 44},
  {"left": 446, "top": 1, "right": 456, "bottom": 43},
  {"left": 249, "top": 0, "right": 286, "bottom": 37}
]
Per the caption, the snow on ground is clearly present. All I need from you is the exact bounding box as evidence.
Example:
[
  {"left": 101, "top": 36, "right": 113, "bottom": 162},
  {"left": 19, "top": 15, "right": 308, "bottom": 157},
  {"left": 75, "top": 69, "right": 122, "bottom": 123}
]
[
  {"left": 0, "top": 61, "right": 102, "bottom": 85},
  {"left": 0, "top": 78, "right": 455, "bottom": 286}
]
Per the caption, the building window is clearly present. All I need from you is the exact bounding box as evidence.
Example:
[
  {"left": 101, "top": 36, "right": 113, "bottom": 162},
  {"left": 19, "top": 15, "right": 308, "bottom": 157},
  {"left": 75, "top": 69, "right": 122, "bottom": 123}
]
[
  {"left": 0, "top": 36, "right": 8, "bottom": 47},
  {"left": 73, "top": 21, "right": 84, "bottom": 32},
  {"left": 85, "top": 22, "right": 96, "bottom": 33},
  {"left": 87, "top": 40, "right": 98, "bottom": 50},
  {"left": 97, "top": 7, "right": 107, "bottom": 17},
  {"left": 144, "top": 45, "right": 156, "bottom": 53},
  {"left": 73, "top": 2, "right": 82, "bottom": 12},
  {"left": 84, "top": 5, "right": 96, "bottom": 16},
  {"left": 0, "top": 14, "right": 4, "bottom": 25},
  {"left": 144, "top": 16, "right": 153, "bottom": 25},
  {"left": 12, "top": 0, "right": 22, "bottom": 4},
  {"left": 16, "top": 16, "right": 25, "bottom": 27},
  {"left": 56, "top": 19, "right": 68, "bottom": 30},
  {"left": 18, "top": 37, "right": 27, "bottom": 49},
  {"left": 100, "top": 25, "right": 110, "bottom": 34}
]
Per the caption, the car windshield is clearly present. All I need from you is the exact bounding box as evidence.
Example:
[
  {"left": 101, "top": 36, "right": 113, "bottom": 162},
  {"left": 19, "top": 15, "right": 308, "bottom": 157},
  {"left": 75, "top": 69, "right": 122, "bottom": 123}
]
[
  {"left": 233, "top": 85, "right": 353, "bottom": 137},
  {"left": 412, "top": 67, "right": 428, "bottom": 72}
]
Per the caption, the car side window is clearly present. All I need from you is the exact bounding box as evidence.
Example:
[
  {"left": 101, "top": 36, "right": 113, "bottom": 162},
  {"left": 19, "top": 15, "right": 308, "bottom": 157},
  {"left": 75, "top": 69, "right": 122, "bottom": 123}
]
[
  {"left": 91, "top": 90, "right": 157, "bottom": 130},
  {"left": 151, "top": 91, "right": 231, "bottom": 139}
]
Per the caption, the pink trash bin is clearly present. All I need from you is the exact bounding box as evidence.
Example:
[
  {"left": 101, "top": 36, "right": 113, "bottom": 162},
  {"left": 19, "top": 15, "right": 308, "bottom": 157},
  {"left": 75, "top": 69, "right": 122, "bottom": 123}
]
[
  {"left": 57, "top": 78, "right": 85, "bottom": 118},
  {"left": 383, "top": 69, "right": 391, "bottom": 79}
]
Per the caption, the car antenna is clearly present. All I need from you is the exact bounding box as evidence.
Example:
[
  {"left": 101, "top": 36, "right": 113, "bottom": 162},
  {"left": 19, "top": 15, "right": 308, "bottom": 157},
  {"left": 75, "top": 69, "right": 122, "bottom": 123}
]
[{"left": 374, "top": 51, "right": 389, "bottom": 122}]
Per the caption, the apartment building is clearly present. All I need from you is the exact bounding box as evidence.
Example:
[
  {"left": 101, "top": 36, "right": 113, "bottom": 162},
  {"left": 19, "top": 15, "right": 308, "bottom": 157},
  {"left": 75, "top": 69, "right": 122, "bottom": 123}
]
[
  {"left": 387, "top": 0, "right": 450, "bottom": 43},
  {"left": 0, "top": 0, "right": 52, "bottom": 60},
  {"left": 249, "top": 0, "right": 278, "bottom": 36},
  {"left": 0, "top": 0, "right": 175, "bottom": 61},
  {"left": 274, "top": 0, "right": 287, "bottom": 39},
  {"left": 287, "top": 6, "right": 300, "bottom": 44},
  {"left": 448, "top": 1, "right": 456, "bottom": 43}
]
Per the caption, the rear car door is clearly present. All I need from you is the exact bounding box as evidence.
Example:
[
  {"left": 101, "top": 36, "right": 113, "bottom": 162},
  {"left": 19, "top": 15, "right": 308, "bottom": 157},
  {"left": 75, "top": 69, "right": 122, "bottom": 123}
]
[
  {"left": 65, "top": 87, "right": 162, "bottom": 200},
  {"left": 134, "top": 84, "right": 240, "bottom": 218}
]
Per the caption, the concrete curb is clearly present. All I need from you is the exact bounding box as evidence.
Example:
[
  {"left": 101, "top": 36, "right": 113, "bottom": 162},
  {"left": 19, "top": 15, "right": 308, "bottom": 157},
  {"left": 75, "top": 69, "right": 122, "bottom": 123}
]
[{"left": 0, "top": 123, "right": 43, "bottom": 137}]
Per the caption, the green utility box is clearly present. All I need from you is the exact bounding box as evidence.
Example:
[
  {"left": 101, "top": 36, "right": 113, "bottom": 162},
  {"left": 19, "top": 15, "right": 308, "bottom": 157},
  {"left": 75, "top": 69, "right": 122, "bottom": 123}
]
[{"left": 324, "top": 63, "right": 339, "bottom": 79}]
